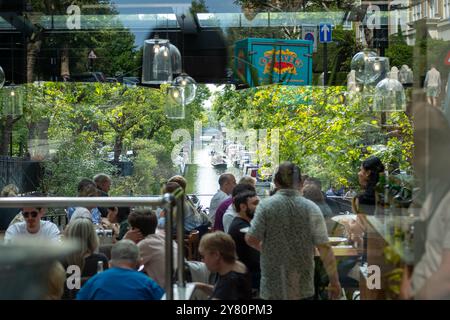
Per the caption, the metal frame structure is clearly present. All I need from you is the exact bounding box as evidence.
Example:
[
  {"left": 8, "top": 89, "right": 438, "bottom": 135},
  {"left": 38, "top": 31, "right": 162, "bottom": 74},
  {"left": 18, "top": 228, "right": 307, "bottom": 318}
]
[{"left": 0, "top": 193, "right": 187, "bottom": 300}]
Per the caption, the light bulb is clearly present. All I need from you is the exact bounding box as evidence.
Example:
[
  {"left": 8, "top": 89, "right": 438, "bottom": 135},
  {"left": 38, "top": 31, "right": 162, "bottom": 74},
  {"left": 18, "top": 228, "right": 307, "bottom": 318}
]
[
  {"left": 173, "top": 74, "right": 197, "bottom": 105},
  {"left": 172, "top": 90, "right": 179, "bottom": 99},
  {"left": 374, "top": 62, "right": 381, "bottom": 71},
  {"left": 10, "top": 91, "right": 15, "bottom": 96},
  {"left": 153, "top": 43, "right": 160, "bottom": 54}
]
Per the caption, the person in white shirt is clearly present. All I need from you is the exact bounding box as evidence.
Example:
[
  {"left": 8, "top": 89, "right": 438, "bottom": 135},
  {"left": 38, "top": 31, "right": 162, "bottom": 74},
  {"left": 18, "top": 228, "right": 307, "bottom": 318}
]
[
  {"left": 4, "top": 204, "right": 60, "bottom": 244},
  {"left": 424, "top": 65, "right": 441, "bottom": 107},
  {"left": 208, "top": 173, "right": 236, "bottom": 224}
]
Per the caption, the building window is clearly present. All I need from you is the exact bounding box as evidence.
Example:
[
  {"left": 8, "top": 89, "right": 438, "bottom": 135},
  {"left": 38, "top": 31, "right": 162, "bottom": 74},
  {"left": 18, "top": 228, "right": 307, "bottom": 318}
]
[
  {"left": 429, "top": 0, "right": 436, "bottom": 17},
  {"left": 445, "top": 0, "right": 450, "bottom": 18},
  {"left": 414, "top": 3, "right": 422, "bottom": 20}
]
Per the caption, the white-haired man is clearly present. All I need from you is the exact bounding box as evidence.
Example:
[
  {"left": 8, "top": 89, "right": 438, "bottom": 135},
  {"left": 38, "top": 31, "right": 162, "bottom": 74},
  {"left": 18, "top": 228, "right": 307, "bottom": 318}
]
[{"left": 76, "top": 239, "right": 164, "bottom": 300}]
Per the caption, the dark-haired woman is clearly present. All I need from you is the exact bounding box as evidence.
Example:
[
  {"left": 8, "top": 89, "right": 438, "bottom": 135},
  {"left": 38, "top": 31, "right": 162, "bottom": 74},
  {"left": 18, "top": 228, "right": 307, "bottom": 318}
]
[
  {"left": 345, "top": 156, "right": 385, "bottom": 245},
  {"left": 354, "top": 156, "right": 385, "bottom": 216},
  {"left": 102, "top": 207, "right": 130, "bottom": 241},
  {"left": 339, "top": 156, "right": 385, "bottom": 289}
]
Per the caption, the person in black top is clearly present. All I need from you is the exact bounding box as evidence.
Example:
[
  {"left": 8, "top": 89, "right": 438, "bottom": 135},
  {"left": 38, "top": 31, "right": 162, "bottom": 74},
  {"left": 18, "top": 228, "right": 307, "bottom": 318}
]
[
  {"left": 195, "top": 232, "right": 252, "bottom": 300},
  {"left": 228, "top": 190, "right": 260, "bottom": 291},
  {"left": 62, "top": 218, "right": 109, "bottom": 299}
]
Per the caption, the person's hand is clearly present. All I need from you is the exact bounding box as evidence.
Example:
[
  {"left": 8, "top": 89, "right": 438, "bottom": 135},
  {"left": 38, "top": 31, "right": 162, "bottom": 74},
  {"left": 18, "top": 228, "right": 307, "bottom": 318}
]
[
  {"left": 124, "top": 228, "right": 144, "bottom": 243},
  {"left": 101, "top": 217, "right": 112, "bottom": 229},
  {"left": 327, "top": 281, "right": 342, "bottom": 300}
]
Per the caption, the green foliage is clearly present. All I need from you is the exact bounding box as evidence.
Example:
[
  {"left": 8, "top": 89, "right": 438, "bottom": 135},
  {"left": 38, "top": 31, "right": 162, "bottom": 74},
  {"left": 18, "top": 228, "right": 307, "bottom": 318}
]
[
  {"left": 213, "top": 84, "right": 413, "bottom": 188},
  {"left": 385, "top": 35, "right": 413, "bottom": 69},
  {"left": 110, "top": 139, "right": 177, "bottom": 196},
  {"left": 40, "top": 133, "right": 116, "bottom": 196},
  {"left": 3, "top": 81, "right": 208, "bottom": 196}
]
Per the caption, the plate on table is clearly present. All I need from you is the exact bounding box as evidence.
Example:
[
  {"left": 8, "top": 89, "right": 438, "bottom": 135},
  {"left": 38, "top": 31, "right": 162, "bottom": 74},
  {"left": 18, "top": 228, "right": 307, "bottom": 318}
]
[
  {"left": 331, "top": 214, "right": 357, "bottom": 225},
  {"left": 328, "top": 237, "right": 348, "bottom": 245}
]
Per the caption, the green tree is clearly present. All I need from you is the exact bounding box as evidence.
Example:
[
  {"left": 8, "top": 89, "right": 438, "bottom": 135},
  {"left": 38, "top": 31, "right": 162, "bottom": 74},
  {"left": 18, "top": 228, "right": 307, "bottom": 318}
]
[
  {"left": 40, "top": 133, "right": 116, "bottom": 196},
  {"left": 213, "top": 84, "right": 413, "bottom": 187}
]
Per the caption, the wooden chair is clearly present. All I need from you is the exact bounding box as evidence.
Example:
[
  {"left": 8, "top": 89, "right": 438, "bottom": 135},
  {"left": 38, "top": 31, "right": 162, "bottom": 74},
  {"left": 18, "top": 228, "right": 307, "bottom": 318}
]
[{"left": 184, "top": 230, "right": 200, "bottom": 261}]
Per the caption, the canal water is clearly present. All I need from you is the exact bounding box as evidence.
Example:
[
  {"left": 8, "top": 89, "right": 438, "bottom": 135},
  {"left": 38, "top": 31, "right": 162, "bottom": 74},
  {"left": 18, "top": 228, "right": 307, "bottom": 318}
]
[{"left": 184, "top": 142, "right": 241, "bottom": 210}]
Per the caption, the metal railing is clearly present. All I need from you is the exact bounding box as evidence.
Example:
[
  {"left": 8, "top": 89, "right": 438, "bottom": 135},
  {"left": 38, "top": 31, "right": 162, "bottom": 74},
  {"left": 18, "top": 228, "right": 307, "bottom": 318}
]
[{"left": 0, "top": 194, "right": 186, "bottom": 300}]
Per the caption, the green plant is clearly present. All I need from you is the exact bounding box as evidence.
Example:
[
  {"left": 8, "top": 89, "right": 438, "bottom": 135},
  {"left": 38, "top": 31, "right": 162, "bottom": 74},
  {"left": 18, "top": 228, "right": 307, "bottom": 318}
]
[{"left": 40, "top": 134, "right": 116, "bottom": 196}]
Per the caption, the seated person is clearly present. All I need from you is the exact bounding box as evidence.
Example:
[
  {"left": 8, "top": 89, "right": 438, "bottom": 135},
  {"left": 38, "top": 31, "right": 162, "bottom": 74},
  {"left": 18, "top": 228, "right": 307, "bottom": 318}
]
[
  {"left": 4, "top": 192, "right": 60, "bottom": 243},
  {"left": 43, "top": 261, "right": 67, "bottom": 300},
  {"left": 67, "top": 179, "right": 101, "bottom": 225},
  {"left": 62, "top": 218, "right": 109, "bottom": 299},
  {"left": 102, "top": 206, "right": 130, "bottom": 241},
  {"left": 160, "top": 180, "right": 211, "bottom": 237},
  {"left": 195, "top": 232, "right": 252, "bottom": 300},
  {"left": 125, "top": 208, "right": 178, "bottom": 289},
  {"left": 93, "top": 173, "right": 112, "bottom": 218},
  {"left": 76, "top": 240, "right": 164, "bottom": 300},
  {"left": 302, "top": 183, "right": 336, "bottom": 235}
]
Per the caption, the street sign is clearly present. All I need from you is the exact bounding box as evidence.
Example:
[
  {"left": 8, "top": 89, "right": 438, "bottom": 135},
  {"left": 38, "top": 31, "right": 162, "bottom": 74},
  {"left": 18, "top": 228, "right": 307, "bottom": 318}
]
[
  {"left": 302, "top": 25, "right": 317, "bottom": 52},
  {"left": 319, "top": 23, "right": 332, "bottom": 43},
  {"left": 445, "top": 51, "right": 450, "bottom": 66},
  {"left": 88, "top": 50, "right": 97, "bottom": 59}
]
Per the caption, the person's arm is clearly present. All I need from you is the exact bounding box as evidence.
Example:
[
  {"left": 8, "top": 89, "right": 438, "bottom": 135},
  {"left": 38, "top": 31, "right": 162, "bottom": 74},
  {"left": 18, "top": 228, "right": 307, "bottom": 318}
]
[
  {"left": 194, "top": 282, "right": 214, "bottom": 296},
  {"left": 415, "top": 249, "right": 450, "bottom": 299},
  {"left": 245, "top": 201, "right": 265, "bottom": 252},
  {"left": 316, "top": 243, "right": 341, "bottom": 299},
  {"left": 49, "top": 223, "right": 61, "bottom": 241},
  {"left": 3, "top": 225, "right": 15, "bottom": 244},
  {"left": 245, "top": 234, "right": 262, "bottom": 252}
]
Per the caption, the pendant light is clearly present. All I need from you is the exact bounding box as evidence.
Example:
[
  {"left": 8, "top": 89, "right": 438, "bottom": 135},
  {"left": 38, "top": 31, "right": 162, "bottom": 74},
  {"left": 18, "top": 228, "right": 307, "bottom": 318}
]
[
  {"left": 170, "top": 14, "right": 197, "bottom": 106},
  {"left": 350, "top": 50, "right": 379, "bottom": 85},
  {"left": 142, "top": 34, "right": 172, "bottom": 84}
]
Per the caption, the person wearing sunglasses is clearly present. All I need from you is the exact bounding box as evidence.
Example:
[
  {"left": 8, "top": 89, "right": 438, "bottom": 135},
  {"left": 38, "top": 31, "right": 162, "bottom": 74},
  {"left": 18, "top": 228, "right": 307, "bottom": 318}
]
[{"left": 4, "top": 193, "right": 60, "bottom": 244}]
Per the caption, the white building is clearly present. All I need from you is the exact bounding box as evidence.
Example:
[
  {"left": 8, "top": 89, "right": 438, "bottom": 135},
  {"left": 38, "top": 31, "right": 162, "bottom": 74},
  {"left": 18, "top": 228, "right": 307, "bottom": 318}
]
[{"left": 395, "top": 0, "right": 450, "bottom": 44}]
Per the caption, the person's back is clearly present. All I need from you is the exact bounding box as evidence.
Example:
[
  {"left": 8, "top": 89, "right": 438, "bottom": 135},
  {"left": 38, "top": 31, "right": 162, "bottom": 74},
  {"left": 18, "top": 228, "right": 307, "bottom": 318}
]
[
  {"left": 211, "top": 270, "right": 252, "bottom": 300},
  {"left": 77, "top": 239, "right": 164, "bottom": 300},
  {"left": 76, "top": 267, "right": 163, "bottom": 300},
  {"left": 248, "top": 189, "right": 328, "bottom": 299},
  {"left": 138, "top": 231, "right": 177, "bottom": 289}
]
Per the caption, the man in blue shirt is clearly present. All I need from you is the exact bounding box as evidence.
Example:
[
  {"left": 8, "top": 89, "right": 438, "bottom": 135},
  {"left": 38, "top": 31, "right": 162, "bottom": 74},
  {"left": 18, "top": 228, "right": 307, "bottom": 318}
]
[{"left": 77, "top": 239, "right": 164, "bottom": 300}]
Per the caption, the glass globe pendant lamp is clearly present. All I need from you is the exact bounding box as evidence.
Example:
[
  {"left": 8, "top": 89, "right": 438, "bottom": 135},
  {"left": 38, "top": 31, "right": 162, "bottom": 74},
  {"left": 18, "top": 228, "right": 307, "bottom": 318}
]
[
  {"left": 167, "top": 14, "right": 197, "bottom": 109},
  {"left": 142, "top": 35, "right": 172, "bottom": 84},
  {"left": 373, "top": 78, "right": 406, "bottom": 112},
  {"left": 350, "top": 50, "right": 380, "bottom": 85}
]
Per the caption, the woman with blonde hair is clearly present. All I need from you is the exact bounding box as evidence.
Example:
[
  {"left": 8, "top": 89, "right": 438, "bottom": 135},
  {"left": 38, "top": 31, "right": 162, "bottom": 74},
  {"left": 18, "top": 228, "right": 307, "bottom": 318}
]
[
  {"left": 43, "top": 261, "right": 66, "bottom": 300},
  {"left": 62, "top": 218, "right": 108, "bottom": 299},
  {"left": 195, "top": 231, "right": 252, "bottom": 300}
]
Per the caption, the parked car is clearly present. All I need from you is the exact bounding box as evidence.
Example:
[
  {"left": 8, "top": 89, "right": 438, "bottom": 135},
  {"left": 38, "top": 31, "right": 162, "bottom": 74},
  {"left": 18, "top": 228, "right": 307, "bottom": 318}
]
[{"left": 122, "top": 77, "right": 139, "bottom": 87}]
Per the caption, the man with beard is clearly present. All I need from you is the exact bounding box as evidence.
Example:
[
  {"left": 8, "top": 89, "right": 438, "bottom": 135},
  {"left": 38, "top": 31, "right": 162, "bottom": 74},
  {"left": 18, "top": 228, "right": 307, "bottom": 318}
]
[{"left": 228, "top": 190, "right": 260, "bottom": 292}]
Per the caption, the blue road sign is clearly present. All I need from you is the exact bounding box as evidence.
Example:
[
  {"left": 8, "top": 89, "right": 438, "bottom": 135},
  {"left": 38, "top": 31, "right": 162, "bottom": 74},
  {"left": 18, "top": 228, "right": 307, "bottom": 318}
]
[{"left": 319, "top": 24, "right": 332, "bottom": 43}]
